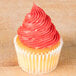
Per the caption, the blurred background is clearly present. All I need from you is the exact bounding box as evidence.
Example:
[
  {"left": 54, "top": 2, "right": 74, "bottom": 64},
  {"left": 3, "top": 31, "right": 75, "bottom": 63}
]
[{"left": 0, "top": 0, "right": 76, "bottom": 74}]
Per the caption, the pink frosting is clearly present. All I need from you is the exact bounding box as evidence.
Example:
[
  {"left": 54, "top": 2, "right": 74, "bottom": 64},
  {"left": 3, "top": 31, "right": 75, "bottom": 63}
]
[{"left": 17, "top": 4, "right": 60, "bottom": 49}]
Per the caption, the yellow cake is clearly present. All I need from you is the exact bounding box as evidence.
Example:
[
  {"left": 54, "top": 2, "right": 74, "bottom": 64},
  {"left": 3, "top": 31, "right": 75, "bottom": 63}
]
[{"left": 14, "top": 35, "right": 63, "bottom": 73}]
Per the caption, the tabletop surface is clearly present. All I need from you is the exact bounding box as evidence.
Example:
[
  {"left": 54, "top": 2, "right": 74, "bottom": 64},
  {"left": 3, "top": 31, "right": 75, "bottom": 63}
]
[{"left": 0, "top": 0, "right": 76, "bottom": 76}]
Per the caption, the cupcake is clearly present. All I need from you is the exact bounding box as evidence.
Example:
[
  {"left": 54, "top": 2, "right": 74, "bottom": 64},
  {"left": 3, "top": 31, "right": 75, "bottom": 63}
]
[{"left": 14, "top": 4, "right": 63, "bottom": 74}]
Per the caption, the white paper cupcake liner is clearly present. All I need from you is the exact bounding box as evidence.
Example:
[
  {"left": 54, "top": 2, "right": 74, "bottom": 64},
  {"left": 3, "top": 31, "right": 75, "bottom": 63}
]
[{"left": 14, "top": 35, "right": 63, "bottom": 74}]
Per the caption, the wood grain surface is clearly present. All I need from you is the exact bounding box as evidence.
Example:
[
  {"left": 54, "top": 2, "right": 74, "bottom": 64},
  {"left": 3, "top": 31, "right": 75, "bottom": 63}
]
[{"left": 0, "top": 0, "right": 76, "bottom": 76}]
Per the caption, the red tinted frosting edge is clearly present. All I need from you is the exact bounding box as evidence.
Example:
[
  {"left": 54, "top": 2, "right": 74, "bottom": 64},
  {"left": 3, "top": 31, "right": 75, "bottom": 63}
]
[{"left": 17, "top": 4, "right": 60, "bottom": 49}]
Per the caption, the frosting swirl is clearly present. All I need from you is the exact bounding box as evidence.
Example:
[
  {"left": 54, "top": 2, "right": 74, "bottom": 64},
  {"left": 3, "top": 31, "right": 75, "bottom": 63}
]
[{"left": 17, "top": 4, "right": 60, "bottom": 49}]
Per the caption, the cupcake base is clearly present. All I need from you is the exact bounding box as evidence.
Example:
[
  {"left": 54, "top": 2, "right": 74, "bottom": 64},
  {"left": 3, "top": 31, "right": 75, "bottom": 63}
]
[{"left": 14, "top": 35, "right": 63, "bottom": 74}]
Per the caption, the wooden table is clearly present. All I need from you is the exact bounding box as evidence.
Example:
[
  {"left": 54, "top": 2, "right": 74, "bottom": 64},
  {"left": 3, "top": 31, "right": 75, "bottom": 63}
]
[{"left": 0, "top": 0, "right": 76, "bottom": 76}]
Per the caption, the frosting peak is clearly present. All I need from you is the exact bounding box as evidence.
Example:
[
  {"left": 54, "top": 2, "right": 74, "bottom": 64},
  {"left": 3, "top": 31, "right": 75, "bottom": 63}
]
[{"left": 17, "top": 4, "right": 60, "bottom": 49}]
